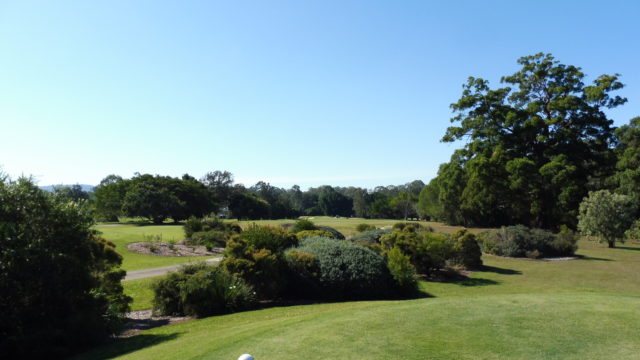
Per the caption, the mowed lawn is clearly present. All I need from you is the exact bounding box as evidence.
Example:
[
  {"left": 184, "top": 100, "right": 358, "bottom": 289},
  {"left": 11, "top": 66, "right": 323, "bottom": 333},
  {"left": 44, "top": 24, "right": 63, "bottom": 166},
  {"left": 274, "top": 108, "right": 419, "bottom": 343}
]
[
  {"left": 88, "top": 220, "right": 640, "bottom": 360},
  {"left": 96, "top": 225, "right": 215, "bottom": 271}
]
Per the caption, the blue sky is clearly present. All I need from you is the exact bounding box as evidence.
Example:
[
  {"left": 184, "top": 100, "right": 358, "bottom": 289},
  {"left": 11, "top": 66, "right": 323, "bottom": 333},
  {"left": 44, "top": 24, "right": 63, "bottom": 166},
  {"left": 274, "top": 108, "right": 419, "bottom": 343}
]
[{"left": 1, "top": 0, "right": 638, "bottom": 189}]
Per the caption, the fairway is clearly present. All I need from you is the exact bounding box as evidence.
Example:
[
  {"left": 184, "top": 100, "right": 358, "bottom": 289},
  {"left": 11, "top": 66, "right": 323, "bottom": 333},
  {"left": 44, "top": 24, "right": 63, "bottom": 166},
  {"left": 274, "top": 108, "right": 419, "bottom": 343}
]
[
  {"left": 79, "top": 223, "right": 640, "bottom": 360},
  {"left": 96, "top": 225, "right": 216, "bottom": 271}
]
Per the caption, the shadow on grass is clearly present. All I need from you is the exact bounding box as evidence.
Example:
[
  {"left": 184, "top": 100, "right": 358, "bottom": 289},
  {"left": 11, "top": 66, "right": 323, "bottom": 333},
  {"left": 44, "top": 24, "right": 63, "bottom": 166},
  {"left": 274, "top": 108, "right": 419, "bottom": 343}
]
[
  {"left": 577, "top": 255, "right": 613, "bottom": 261},
  {"left": 454, "top": 277, "right": 500, "bottom": 287},
  {"left": 78, "top": 333, "right": 182, "bottom": 360},
  {"left": 614, "top": 246, "right": 640, "bottom": 252},
  {"left": 479, "top": 265, "right": 522, "bottom": 275}
]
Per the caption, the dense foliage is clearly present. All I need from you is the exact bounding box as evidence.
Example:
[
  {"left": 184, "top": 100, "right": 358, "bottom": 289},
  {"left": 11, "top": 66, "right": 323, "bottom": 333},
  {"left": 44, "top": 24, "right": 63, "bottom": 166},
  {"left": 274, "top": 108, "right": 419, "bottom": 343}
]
[
  {"left": 380, "top": 226, "right": 482, "bottom": 274},
  {"left": 285, "top": 237, "right": 392, "bottom": 300},
  {"left": 183, "top": 216, "right": 241, "bottom": 248},
  {"left": 479, "top": 225, "right": 578, "bottom": 258},
  {"left": 577, "top": 190, "right": 636, "bottom": 247},
  {"left": 222, "top": 225, "right": 298, "bottom": 298},
  {"left": 424, "top": 53, "right": 626, "bottom": 229},
  {"left": 152, "top": 263, "right": 255, "bottom": 318},
  {"left": 0, "top": 178, "right": 130, "bottom": 359}
]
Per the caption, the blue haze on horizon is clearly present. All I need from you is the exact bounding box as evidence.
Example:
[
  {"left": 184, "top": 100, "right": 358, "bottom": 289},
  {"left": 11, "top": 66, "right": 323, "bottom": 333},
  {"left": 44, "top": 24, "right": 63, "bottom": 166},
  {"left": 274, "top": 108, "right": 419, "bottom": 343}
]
[{"left": 1, "top": 0, "right": 638, "bottom": 190}]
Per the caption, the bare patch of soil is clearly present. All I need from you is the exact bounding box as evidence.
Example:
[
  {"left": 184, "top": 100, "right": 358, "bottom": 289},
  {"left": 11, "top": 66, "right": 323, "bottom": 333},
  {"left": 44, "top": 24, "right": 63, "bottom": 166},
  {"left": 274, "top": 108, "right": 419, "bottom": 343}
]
[{"left": 127, "top": 242, "right": 223, "bottom": 257}]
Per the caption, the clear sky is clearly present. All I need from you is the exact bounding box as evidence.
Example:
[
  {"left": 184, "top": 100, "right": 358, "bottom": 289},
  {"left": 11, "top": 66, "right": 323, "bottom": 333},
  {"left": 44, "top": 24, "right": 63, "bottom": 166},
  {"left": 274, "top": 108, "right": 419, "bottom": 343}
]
[{"left": 1, "top": 0, "right": 638, "bottom": 189}]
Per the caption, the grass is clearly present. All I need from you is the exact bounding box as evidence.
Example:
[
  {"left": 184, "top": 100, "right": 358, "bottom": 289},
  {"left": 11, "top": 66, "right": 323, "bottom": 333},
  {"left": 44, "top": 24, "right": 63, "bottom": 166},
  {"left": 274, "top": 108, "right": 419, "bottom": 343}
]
[
  {"left": 122, "top": 277, "right": 156, "bottom": 311},
  {"left": 96, "top": 224, "right": 215, "bottom": 271},
  {"left": 76, "top": 217, "right": 640, "bottom": 360}
]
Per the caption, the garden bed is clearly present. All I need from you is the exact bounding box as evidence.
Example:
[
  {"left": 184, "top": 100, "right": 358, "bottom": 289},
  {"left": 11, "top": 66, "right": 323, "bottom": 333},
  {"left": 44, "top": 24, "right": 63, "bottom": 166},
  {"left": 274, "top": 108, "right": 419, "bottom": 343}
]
[{"left": 127, "top": 242, "right": 223, "bottom": 257}]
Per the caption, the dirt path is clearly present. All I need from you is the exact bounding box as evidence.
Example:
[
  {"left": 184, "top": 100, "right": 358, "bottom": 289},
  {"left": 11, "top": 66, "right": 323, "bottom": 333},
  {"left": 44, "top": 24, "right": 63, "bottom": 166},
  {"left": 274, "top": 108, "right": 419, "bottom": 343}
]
[{"left": 124, "top": 257, "right": 222, "bottom": 281}]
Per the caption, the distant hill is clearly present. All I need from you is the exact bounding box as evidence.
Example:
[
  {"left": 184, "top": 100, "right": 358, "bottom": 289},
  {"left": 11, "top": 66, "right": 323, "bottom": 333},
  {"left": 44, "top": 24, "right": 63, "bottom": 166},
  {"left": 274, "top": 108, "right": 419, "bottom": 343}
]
[{"left": 40, "top": 184, "right": 95, "bottom": 193}]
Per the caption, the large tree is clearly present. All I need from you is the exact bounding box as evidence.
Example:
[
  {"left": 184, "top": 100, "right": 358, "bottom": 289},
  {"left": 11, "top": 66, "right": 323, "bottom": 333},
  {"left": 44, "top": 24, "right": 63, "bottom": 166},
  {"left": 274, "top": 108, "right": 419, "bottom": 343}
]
[
  {"left": 0, "top": 177, "right": 130, "bottom": 358},
  {"left": 433, "top": 53, "right": 625, "bottom": 229}
]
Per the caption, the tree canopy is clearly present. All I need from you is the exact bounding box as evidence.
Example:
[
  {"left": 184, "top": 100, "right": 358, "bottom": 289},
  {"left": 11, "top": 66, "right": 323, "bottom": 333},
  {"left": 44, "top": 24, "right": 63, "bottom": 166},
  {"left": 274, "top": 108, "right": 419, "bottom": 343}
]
[{"left": 426, "top": 53, "right": 626, "bottom": 229}]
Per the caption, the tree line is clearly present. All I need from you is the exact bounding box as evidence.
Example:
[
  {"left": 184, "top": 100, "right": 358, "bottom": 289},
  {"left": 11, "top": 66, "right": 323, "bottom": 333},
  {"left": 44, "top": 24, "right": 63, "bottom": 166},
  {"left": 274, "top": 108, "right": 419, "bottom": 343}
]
[{"left": 71, "top": 171, "right": 427, "bottom": 223}]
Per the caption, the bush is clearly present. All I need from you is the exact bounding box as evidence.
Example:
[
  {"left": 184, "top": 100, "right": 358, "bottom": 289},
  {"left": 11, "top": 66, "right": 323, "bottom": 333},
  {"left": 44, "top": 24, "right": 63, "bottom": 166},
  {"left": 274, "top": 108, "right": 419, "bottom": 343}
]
[
  {"left": 0, "top": 178, "right": 131, "bottom": 359},
  {"left": 351, "top": 229, "right": 391, "bottom": 244},
  {"left": 290, "top": 219, "right": 317, "bottom": 233},
  {"left": 152, "top": 263, "right": 255, "bottom": 318},
  {"left": 183, "top": 216, "right": 241, "bottom": 247},
  {"left": 386, "top": 247, "right": 418, "bottom": 296},
  {"left": 392, "top": 222, "right": 433, "bottom": 232},
  {"left": 286, "top": 237, "right": 392, "bottom": 300},
  {"left": 316, "top": 225, "right": 345, "bottom": 239},
  {"left": 450, "top": 229, "right": 482, "bottom": 268},
  {"left": 191, "top": 230, "right": 227, "bottom": 248},
  {"left": 380, "top": 229, "right": 452, "bottom": 274},
  {"left": 296, "top": 229, "right": 334, "bottom": 240},
  {"left": 479, "top": 225, "right": 577, "bottom": 258},
  {"left": 222, "top": 225, "right": 298, "bottom": 298},
  {"left": 355, "top": 223, "right": 376, "bottom": 232}
]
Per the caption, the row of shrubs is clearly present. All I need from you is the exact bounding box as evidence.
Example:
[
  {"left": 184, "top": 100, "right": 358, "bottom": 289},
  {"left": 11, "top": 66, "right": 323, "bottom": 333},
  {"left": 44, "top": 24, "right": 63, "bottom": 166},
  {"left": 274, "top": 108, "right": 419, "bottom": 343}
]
[
  {"left": 153, "top": 220, "right": 485, "bottom": 317},
  {"left": 154, "top": 220, "right": 577, "bottom": 319},
  {"left": 478, "top": 225, "right": 578, "bottom": 258}
]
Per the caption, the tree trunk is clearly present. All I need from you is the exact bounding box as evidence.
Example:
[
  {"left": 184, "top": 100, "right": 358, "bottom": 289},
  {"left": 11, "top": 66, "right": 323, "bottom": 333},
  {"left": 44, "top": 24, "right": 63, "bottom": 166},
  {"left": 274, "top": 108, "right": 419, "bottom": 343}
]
[{"left": 608, "top": 240, "right": 615, "bottom": 248}]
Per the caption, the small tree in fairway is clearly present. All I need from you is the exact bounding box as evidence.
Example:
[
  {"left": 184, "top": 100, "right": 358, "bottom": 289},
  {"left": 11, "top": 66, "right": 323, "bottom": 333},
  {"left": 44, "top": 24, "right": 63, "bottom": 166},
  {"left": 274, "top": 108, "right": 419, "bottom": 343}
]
[{"left": 578, "top": 190, "right": 636, "bottom": 248}]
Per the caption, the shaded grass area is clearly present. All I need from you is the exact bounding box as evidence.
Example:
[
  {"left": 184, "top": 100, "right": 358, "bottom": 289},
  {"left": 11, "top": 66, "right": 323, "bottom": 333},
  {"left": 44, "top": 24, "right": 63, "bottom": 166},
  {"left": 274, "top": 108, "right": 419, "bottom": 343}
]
[{"left": 96, "top": 225, "right": 214, "bottom": 271}]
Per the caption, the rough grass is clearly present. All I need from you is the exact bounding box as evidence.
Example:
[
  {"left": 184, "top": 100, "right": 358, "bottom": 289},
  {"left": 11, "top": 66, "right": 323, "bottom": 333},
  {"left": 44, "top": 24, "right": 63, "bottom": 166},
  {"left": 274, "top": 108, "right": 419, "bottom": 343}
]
[{"left": 96, "top": 225, "right": 214, "bottom": 271}]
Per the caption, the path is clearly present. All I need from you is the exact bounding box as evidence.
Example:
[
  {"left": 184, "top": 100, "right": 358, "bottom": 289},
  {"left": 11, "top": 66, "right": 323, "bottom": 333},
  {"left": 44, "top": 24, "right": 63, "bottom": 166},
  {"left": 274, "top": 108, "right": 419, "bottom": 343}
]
[{"left": 124, "top": 257, "right": 222, "bottom": 281}]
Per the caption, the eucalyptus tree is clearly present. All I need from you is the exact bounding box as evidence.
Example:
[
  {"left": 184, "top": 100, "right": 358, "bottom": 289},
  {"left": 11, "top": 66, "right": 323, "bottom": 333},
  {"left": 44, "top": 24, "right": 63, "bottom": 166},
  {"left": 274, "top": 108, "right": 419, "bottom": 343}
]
[{"left": 435, "top": 53, "right": 625, "bottom": 228}]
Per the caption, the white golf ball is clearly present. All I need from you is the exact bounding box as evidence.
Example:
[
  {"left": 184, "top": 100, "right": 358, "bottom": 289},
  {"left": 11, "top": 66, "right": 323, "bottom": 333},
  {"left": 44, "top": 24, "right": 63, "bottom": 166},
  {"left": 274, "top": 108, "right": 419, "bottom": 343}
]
[{"left": 238, "top": 354, "right": 254, "bottom": 360}]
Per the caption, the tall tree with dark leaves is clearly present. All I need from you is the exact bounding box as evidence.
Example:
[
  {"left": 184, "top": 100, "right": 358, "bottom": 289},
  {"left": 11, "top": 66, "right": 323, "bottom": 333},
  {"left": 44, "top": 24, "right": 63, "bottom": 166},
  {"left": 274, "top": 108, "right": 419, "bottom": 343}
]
[{"left": 437, "top": 53, "right": 624, "bottom": 228}]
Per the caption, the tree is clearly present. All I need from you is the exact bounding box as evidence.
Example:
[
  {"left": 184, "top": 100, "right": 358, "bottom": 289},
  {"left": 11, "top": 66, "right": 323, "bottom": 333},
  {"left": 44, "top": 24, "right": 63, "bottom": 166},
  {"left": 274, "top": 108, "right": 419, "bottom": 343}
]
[
  {"left": 390, "top": 192, "right": 418, "bottom": 220},
  {"left": 437, "top": 53, "right": 624, "bottom": 228},
  {"left": 317, "top": 186, "right": 353, "bottom": 217},
  {"left": 53, "top": 184, "right": 91, "bottom": 202},
  {"left": 0, "top": 177, "right": 130, "bottom": 358},
  {"left": 577, "top": 190, "right": 636, "bottom": 248},
  {"left": 202, "top": 170, "right": 234, "bottom": 210},
  {"left": 94, "top": 175, "right": 127, "bottom": 222},
  {"left": 611, "top": 117, "right": 640, "bottom": 206}
]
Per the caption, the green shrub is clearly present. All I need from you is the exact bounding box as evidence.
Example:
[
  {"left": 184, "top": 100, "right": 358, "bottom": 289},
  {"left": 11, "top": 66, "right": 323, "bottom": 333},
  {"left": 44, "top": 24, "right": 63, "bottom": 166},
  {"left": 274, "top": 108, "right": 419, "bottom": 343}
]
[
  {"left": 450, "top": 229, "right": 483, "bottom": 268},
  {"left": 190, "top": 230, "right": 227, "bottom": 248},
  {"left": 479, "top": 225, "right": 576, "bottom": 258},
  {"left": 386, "top": 247, "right": 418, "bottom": 296},
  {"left": 381, "top": 229, "right": 452, "bottom": 274},
  {"left": 355, "top": 223, "right": 376, "bottom": 232},
  {"left": 152, "top": 263, "right": 255, "bottom": 318},
  {"left": 296, "top": 229, "right": 334, "bottom": 240},
  {"left": 392, "top": 222, "right": 433, "bottom": 232},
  {"left": 316, "top": 225, "right": 345, "bottom": 239},
  {"left": 183, "top": 216, "right": 241, "bottom": 250},
  {"left": 548, "top": 225, "right": 578, "bottom": 256},
  {"left": 351, "top": 229, "right": 391, "bottom": 244},
  {"left": 0, "top": 178, "right": 130, "bottom": 359},
  {"left": 222, "top": 225, "right": 298, "bottom": 298},
  {"left": 286, "top": 237, "right": 392, "bottom": 300},
  {"left": 290, "top": 219, "right": 317, "bottom": 233},
  {"left": 284, "top": 250, "right": 321, "bottom": 297}
]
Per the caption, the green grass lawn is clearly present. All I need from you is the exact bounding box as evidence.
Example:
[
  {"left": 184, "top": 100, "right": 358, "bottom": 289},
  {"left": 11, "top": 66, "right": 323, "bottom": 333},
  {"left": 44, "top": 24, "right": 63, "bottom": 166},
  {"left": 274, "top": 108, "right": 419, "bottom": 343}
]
[
  {"left": 96, "top": 224, "right": 215, "bottom": 271},
  {"left": 77, "top": 219, "right": 640, "bottom": 360}
]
